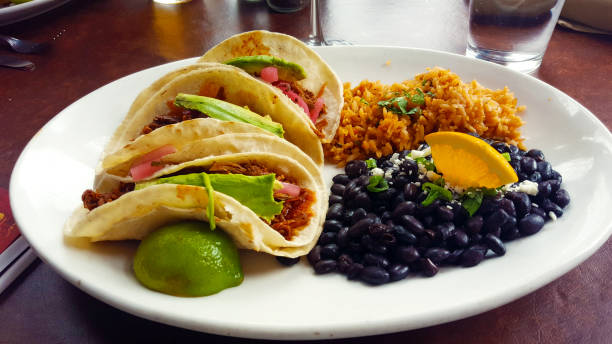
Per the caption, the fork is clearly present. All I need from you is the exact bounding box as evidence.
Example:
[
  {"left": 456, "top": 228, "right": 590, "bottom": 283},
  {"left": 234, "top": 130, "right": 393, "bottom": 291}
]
[{"left": 0, "top": 34, "right": 49, "bottom": 54}]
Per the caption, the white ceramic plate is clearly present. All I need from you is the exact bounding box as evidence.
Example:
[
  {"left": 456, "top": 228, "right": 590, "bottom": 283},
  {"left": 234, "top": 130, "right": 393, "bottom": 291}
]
[
  {"left": 10, "top": 47, "right": 612, "bottom": 340},
  {"left": 0, "top": 0, "right": 70, "bottom": 26}
]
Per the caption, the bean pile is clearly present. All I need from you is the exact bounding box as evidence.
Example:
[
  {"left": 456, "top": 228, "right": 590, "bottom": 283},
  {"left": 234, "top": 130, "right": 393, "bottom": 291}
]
[{"left": 304, "top": 137, "right": 570, "bottom": 285}]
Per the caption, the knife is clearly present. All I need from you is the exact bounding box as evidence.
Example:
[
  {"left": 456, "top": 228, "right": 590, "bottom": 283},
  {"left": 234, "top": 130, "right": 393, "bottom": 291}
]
[{"left": 0, "top": 55, "right": 35, "bottom": 70}]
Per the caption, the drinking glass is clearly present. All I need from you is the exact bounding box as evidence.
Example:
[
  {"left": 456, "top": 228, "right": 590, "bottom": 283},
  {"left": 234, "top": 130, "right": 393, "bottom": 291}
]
[{"left": 466, "top": 0, "right": 566, "bottom": 73}]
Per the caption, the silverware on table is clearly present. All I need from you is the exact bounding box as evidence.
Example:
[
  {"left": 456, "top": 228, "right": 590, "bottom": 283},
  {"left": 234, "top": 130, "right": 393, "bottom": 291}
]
[
  {"left": 0, "top": 34, "right": 49, "bottom": 54},
  {"left": 0, "top": 55, "right": 35, "bottom": 70}
]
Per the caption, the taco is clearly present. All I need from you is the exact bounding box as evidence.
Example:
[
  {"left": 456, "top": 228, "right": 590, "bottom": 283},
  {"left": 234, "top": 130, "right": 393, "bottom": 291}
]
[
  {"left": 94, "top": 120, "right": 324, "bottom": 193},
  {"left": 198, "top": 30, "right": 343, "bottom": 141},
  {"left": 104, "top": 62, "right": 324, "bottom": 166},
  {"left": 65, "top": 152, "right": 326, "bottom": 258}
]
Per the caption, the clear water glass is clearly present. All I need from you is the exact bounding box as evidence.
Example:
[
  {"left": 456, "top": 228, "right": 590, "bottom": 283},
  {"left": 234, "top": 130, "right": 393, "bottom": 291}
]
[{"left": 466, "top": 0, "right": 566, "bottom": 73}]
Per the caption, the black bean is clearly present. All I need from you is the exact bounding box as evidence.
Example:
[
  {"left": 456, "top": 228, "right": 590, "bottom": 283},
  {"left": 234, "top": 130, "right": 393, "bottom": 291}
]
[
  {"left": 343, "top": 183, "right": 362, "bottom": 201},
  {"left": 400, "top": 215, "right": 425, "bottom": 235},
  {"left": 337, "top": 254, "right": 353, "bottom": 274},
  {"left": 360, "top": 234, "right": 374, "bottom": 251},
  {"left": 367, "top": 222, "right": 390, "bottom": 238},
  {"left": 319, "top": 232, "right": 337, "bottom": 245},
  {"left": 391, "top": 192, "right": 407, "bottom": 209},
  {"left": 345, "top": 160, "right": 367, "bottom": 178},
  {"left": 451, "top": 230, "right": 469, "bottom": 248},
  {"left": 420, "top": 258, "right": 439, "bottom": 277},
  {"left": 323, "top": 219, "right": 343, "bottom": 233},
  {"left": 337, "top": 227, "right": 350, "bottom": 247},
  {"left": 356, "top": 174, "right": 371, "bottom": 186},
  {"left": 528, "top": 171, "right": 542, "bottom": 183},
  {"left": 394, "top": 226, "right": 418, "bottom": 244},
  {"left": 393, "top": 174, "right": 411, "bottom": 188},
  {"left": 493, "top": 142, "right": 509, "bottom": 153},
  {"left": 347, "top": 241, "right": 363, "bottom": 253},
  {"left": 436, "top": 205, "right": 455, "bottom": 222},
  {"left": 347, "top": 263, "right": 364, "bottom": 280},
  {"left": 500, "top": 226, "right": 520, "bottom": 241},
  {"left": 360, "top": 266, "right": 390, "bottom": 285},
  {"left": 329, "top": 194, "right": 343, "bottom": 205},
  {"left": 389, "top": 264, "right": 410, "bottom": 282},
  {"left": 276, "top": 256, "right": 300, "bottom": 266},
  {"left": 461, "top": 246, "right": 486, "bottom": 267},
  {"left": 469, "top": 233, "right": 483, "bottom": 245},
  {"left": 484, "top": 209, "right": 510, "bottom": 233},
  {"left": 320, "top": 244, "right": 340, "bottom": 259},
  {"left": 425, "top": 248, "right": 450, "bottom": 263},
  {"left": 530, "top": 206, "right": 547, "bottom": 219},
  {"left": 506, "top": 192, "right": 531, "bottom": 218},
  {"left": 545, "top": 179, "right": 561, "bottom": 193},
  {"left": 483, "top": 233, "right": 506, "bottom": 256},
  {"left": 520, "top": 157, "right": 537, "bottom": 174},
  {"left": 436, "top": 222, "right": 455, "bottom": 241},
  {"left": 446, "top": 249, "right": 464, "bottom": 265},
  {"left": 332, "top": 174, "right": 351, "bottom": 185},
  {"left": 527, "top": 149, "right": 545, "bottom": 161},
  {"left": 403, "top": 183, "right": 421, "bottom": 200},
  {"left": 553, "top": 189, "right": 570, "bottom": 208},
  {"left": 373, "top": 187, "right": 397, "bottom": 202},
  {"left": 363, "top": 253, "right": 390, "bottom": 269},
  {"left": 479, "top": 197, "right": 501, "bottom": 215},
  {"left": 518, "top": 214, "right": 545, "bottom": 235},
  {"left": 392, "top": 201, "right": 417, "bottom": 220},
  {"left": 400, "top": 159, "right": 419, "bottom": 180},
  {"left": 537, "top": 161, "right": 552, "bottom": 178},
  {"left": 307, "top": 245, "right": 322, "bottom": 266},
  {"left": 541, "top": 199, "right": 563, "bottom": 218},
  {"left": 314, "top": 260, "right": 337, "bottom": 274},
  {"left": 550, "top": 170, "right": 562, "bottom": 183},
  {"left": 499, "top": 198, "right": 517, "bottom": 218},
  {"left": 422, "top": 216, "right": 434, "bottom": 228},
  {"left": 451, "top": 204, "right": 469, "bottom": 226},
  {"left": 395, "top": 245, "right": 420, "bottom": 264},
  {"left": 331, "top": 183, "right": 346, "bottom": 196},
  {"left": 350, "top": 208, "right": 367, "bottom": 224},
  {"left": 326, "top": 203, "right": 344, "bottom": 220},
  {"left": 354, "top": 192, "right": 373, "bottom": 210},
  {"left": 536, "top": 182, "right": 553, "bottom": 202},
  {"left": 508, "top": 144, "right": 519, "bottom": 155},
  {"left": 348, "top": 218, "right": 375, "bottom": 239},
  {"left": 465, "top": 215, "right": 484, "bottom": 234},
  {"left": 366, "top": 212, "right": 379, "bottom": 221},
  {"left": 381, "top": 211, "right": 392, "bottom": 223}
]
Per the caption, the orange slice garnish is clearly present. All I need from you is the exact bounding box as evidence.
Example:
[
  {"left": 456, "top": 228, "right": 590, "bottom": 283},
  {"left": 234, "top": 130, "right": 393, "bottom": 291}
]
[{"left": 424, "top": 132, "right": 518, "bottom": 188}]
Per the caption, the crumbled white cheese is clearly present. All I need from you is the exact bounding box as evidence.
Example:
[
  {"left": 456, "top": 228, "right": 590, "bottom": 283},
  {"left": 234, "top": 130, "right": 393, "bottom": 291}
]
[
  {"left": 418, "top": 164, "right": 427, "bottom": 175},
  {"left": 384, "top": 169, "right": 394, "bottom": 180},
  {"left": 549, "top": 211, "right": 557, "bottom": 221},
  {"left": 446, "top": 205, "right": 453, "bottom": 210},
  {"left": 390, "top": 153, "right": 401, "bottom": 165},
  {"left": 532, "top": 203, "right": 539, "bottom": 208},
  {"left": 371, "top": 168, "right": 384, "bottom": 177},
  {"left": 425, "top": 170, "right": 437, "bottom": 181},
  {"left": 411, "top": 146, "right": 431, "bottom": 159},
  {"left": 506, "top": 180, "right": 539, "bottom": 196},
  {"left": 414, "top": 182, "right": 421, "bottom": 186}
]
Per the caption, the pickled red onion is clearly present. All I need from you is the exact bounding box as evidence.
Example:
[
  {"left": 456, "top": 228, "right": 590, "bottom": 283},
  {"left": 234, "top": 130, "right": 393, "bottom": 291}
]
[
  {"left": 309, "top": 97, "right": 324, "bottom": 122},
  {"left": 260, "top": 66, "right": 278, "bottom": 83},
  {"left": 276, "top": 182, "right": 301, "bottom": 198},
  {"left": 130, "top": 145, "right": 177, "bottom": 181}
]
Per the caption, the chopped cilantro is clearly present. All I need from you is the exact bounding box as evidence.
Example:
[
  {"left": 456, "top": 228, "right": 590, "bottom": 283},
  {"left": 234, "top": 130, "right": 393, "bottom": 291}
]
[
  {"left": 501, "top": 152, "right": 511, "bottom": 161},
  {"left": 367, "top": 175, "right": 389, "bottom": 192},
  {"left": 411, "top": 88, "right": 425, "bottom": 105},
  {"left": 421, "top": 79, "right": 431, "bottom": 86},
  {"left": 415, "top": 157, "right": 435, "bottom": 171},
  {"left": 421, "top": 182, "right": 452, "bottom": 206},
  {"left": 365, "top": 158, "right": 377, "bottom": 169},
  {"left": 426, "top": 91, "right": 435, "bottom": 98},
  {"left": 360, "top": 98, "right": 370, "bottom": 105},
  {"left": 407, "top": 107, "right": 422, "bottom": 116}
]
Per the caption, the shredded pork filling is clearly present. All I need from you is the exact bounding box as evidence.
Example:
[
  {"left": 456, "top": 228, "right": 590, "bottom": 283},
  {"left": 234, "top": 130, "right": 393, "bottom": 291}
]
[{"left": 80, "top": 161, "right": 314, "bottom": 240}]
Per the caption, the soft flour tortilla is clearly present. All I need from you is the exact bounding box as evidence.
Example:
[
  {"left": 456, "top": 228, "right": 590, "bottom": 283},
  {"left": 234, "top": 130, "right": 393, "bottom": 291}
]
[
  {"left": 95, "top": 123, "right": 324, "bottom": 194},
  {"left": 65, "top": 153, "right": 326, "bottom": 258},
  {"left": 199, "top": 30, "right": 343, "bottom": 141},
  {"left": 105, "top": 63, "right": 324, "bottom": 166}
]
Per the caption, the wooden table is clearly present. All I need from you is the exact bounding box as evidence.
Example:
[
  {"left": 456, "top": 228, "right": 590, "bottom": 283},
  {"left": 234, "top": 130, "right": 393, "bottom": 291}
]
[{"left": 1, "top": 1, "right": 611, "bottom": 342}]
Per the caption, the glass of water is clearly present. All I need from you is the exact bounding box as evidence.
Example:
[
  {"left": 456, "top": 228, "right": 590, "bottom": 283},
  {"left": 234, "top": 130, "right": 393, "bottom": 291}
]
[{"left": 466, "top": 0, "right": 566, "bottom": 73}]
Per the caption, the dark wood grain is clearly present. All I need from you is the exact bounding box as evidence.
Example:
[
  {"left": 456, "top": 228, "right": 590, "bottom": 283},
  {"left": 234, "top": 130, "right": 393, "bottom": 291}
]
[{"left": 1, "top": 1, "right": 611, "bottom": 343}]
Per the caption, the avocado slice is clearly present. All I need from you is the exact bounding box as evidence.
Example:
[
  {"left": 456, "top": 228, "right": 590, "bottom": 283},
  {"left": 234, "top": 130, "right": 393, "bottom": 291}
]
[
  {"left": 135, "top": 172, "right": 284, "bottom": 221},
  {"left": 173, "top": 93, "right": 284, "bottom": 138},
  {"left": 224, "top": 55, "right": 307, "bottom": 82}
]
